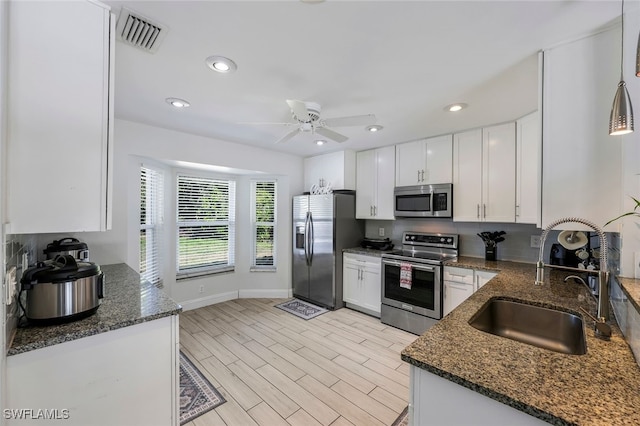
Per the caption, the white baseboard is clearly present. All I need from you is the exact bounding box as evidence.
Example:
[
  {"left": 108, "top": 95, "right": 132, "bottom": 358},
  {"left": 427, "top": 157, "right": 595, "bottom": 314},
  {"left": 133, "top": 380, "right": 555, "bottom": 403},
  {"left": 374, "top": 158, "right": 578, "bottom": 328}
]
[
  {"left": 179, "top": 291, "right": 238, "bottom": 311},
  {"left": 238, "top": 288, "right": 292, "bottom": 299}
]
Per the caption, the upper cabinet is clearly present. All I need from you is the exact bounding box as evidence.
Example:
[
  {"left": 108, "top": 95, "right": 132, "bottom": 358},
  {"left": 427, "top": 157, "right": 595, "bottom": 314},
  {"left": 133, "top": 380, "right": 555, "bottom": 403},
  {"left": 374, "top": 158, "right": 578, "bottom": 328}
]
[
  {"left": 304, "top": 150, "right": 356, "bottom": 192},
  {"left": 6, "top": 0, "right": 114, "bottom": 233},
  {"left": 453, "top": 123, "right": 516, "bottom": 222},
  {"left": 356, "top": 146, "right": 395, "bottom": 220},
  {"left": 395, "top": 135, "right": 453, "bottom": 186},
  {"left": 541, "top": 27, "right": 621, "bottom": 230},
  {"left": 515, "top": 111, "right": 541, "bottom": 225}
]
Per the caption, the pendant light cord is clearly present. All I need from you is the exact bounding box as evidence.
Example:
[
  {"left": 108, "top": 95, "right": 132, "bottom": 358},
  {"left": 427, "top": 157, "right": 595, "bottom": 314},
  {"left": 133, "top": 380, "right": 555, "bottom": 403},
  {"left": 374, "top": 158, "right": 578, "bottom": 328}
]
[{"left": 621, "top": 0, "right": 625, "bottom": 81}]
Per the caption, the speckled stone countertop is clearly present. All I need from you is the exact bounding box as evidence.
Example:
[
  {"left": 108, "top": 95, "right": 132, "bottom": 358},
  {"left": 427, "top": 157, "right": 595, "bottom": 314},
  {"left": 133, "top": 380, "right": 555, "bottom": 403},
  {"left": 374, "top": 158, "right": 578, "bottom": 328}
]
[
  {"left": 8, "top": 263, "right": 182, "bottom": 356},
  {"left": 343, "top": 247, "right": 393, "bottom": 257},
  {"left": 616, "top": 276, "right": 640, "bottom": 313},
  {"left": 403, "top": 256, "right": 640, "bottom": 425}
]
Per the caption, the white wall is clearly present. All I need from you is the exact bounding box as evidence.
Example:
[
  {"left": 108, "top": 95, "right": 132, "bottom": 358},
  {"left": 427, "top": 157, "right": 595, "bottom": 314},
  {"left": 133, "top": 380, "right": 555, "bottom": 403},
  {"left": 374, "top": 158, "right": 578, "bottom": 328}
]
[
  {"left": 0, "top": 0, "right": 9, "bottom": 421},
  {"left": 57, "top": 119, "right": 304, "bottom": 307}
]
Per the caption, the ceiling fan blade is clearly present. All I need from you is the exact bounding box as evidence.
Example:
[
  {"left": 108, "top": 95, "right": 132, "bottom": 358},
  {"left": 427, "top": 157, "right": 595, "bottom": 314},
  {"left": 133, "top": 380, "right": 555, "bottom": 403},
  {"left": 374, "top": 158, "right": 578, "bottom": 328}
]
[
  {"left": 323, "top": 114, "right": 377, "bottom": 127},
  {"left": 286, "top": 99, "right": 310, "bottom": 122},
  {"left": 316, "top": 127, "right": 348, "bottom": 143},
  {"left": 275, "top": 128, "right": 300, "bottom": 144}
]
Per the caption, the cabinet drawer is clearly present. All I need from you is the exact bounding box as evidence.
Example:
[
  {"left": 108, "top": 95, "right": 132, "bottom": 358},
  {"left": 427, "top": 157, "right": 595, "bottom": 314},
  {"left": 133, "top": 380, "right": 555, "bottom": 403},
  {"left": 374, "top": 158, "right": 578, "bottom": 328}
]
[{"left": 443, "top": 266, "right": 474, "bottom": 284}]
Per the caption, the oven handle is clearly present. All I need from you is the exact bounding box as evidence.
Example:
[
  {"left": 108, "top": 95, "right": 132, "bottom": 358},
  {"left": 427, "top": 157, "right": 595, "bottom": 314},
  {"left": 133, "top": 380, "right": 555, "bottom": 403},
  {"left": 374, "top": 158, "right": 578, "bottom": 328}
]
[{"left": 382, "top": 259, "right": 436, "bottom": 272}]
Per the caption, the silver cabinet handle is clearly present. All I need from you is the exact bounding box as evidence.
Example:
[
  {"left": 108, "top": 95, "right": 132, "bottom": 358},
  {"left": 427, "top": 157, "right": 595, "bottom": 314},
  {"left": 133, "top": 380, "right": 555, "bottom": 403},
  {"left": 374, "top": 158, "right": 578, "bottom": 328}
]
[
  {"left": 477, "top": 204, "right": 480, "bottom": 219},
  {"left": 483, "top": 204, "right": 487, "bottom": 218},
  {"left": 417, "top": 170, "right": 421, "bottom": 183},
  {"left": 421, "top": 169, "right": 425, "bottom": 182},
  {"left": 374, "top": 206, "right": 377, "bottom": 216},
  {"left": 515, "top": 205, "right": 520, "bottom": 217}
]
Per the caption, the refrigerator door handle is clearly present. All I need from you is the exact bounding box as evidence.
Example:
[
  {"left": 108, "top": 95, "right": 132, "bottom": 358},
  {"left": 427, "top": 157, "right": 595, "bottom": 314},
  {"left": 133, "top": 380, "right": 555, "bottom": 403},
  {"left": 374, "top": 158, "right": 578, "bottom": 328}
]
[
  {"left": 308, "top": 211, "right": 315, "bottom": 264},
  {"left": 304, "top": 211, "right": 311, "bottom": 266}
]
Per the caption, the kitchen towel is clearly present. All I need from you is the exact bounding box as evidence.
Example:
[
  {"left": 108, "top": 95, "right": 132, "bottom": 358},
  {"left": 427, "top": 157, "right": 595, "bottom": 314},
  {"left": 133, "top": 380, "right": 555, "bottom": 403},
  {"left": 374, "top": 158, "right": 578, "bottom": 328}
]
[{"left": 400, "top": 262, "right": 412, "bottom": 289}]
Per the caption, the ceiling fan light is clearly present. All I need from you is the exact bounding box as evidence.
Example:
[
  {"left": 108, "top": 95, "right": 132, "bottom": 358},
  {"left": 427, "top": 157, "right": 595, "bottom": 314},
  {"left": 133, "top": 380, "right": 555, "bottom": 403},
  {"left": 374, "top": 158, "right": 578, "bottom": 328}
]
[
  {"left": 206, "top": 56, "right": 237, "bottom": 73},
  {"left": 366, "top": 125, "right": 383, "bottom": 132}
]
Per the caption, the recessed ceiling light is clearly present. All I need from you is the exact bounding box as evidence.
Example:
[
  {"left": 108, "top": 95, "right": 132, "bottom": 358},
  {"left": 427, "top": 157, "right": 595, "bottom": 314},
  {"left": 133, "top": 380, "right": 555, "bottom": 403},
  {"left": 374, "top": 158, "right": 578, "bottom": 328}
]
[
  {"left": 206, "top": 56, "right": 237, "bottom": 73},
  {"left": 166, "top": 97, "right": 190, "bottom": 108},
  {"left": 445, "top": 103, "right": 468, "bottom": 112},
  {"left": 366, "top": 125, "right": 383, "bottom": 132},
  {"left": 315, "top": 139, "right": 326, "bottom": 146}
]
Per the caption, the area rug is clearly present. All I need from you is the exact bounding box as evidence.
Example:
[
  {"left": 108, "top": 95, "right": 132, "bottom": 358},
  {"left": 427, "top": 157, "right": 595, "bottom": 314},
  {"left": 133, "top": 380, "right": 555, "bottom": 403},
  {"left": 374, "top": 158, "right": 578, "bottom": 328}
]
[
  {"left": 180, "top": 351, "right": 226, "bottom": 425},
  {"left": 391, "top": 406, "right": 409, "bottom": 426},
  {"left": 275, "top": 298, "right": 328, "bottom": 320}
]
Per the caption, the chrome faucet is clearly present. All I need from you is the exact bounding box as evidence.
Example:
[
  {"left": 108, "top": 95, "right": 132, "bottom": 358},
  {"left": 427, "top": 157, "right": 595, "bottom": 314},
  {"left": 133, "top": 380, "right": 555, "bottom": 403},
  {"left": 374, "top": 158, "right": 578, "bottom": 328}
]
[{"left": 535, "top": 217, "right": 610, "bottom": 321}]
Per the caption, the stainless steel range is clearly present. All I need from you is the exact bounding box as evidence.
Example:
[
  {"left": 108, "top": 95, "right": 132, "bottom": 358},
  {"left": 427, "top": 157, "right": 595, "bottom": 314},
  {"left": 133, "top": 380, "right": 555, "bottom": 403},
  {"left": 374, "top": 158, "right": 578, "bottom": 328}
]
[{"left": 381, "top": 231, "right": 459, "bottom": 335}]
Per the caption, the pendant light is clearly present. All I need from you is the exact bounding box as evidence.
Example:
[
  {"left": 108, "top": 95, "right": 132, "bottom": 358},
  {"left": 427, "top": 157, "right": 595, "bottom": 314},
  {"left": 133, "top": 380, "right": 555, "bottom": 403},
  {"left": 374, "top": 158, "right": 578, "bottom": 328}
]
[{"left": 610, "top": 0, "right": 634, "bottom": 135}]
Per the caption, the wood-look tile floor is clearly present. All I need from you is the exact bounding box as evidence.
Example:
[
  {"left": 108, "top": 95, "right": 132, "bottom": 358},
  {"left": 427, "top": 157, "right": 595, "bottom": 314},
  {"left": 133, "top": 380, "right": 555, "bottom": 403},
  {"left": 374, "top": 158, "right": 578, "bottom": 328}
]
[{"left": 179, "top": 299, "right": 416, "bottom": 426}]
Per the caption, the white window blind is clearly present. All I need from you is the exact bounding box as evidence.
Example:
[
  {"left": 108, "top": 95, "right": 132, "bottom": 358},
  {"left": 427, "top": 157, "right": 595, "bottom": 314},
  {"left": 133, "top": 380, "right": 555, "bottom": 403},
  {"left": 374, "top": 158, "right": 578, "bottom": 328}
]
[
  {"left": 177, "top": 175, "right": 236, "bottom": 276},
  {"left": 140, "top": 166, "right": 164, "bottom": 285},
  {"left": 251, "top": 180, "right": 277, "bottom": 270}
]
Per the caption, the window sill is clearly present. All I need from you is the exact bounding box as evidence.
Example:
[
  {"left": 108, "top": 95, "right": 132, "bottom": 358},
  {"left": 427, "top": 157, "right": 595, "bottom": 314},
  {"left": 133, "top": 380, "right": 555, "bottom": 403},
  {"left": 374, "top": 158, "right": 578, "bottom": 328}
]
[
  {"left": 250, "top": 267, "right": 277, "bottom": 273},
  {"left": 176, "top": 267, "right": 234, "bottom": 281}
]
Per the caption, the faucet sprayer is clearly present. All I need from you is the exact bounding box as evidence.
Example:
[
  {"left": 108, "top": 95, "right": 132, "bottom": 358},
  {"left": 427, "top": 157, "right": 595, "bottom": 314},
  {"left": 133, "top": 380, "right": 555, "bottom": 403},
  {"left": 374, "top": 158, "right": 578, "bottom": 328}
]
[{"left": 535, "top": 217, "right": 610, "bottom": 321}]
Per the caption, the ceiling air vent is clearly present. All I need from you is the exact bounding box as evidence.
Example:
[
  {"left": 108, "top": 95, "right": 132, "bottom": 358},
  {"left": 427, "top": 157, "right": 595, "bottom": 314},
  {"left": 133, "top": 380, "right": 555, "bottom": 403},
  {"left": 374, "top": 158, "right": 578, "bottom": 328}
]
[{"left": 115, "top": 7, "right": 168, "bottom": 54}]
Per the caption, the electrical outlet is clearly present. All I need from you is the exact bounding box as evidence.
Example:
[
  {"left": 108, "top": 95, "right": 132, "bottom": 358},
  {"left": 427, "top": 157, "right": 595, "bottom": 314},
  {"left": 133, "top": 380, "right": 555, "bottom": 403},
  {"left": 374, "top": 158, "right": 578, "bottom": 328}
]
[
  {"left": 199, "top": 285, "right": 204, "bottom": 293},
  {"left": 530, "top": 235, "right": 541, "bottom": 248},
  {"left": 378, "top": 227, "right": 385, "bottom": 237}
]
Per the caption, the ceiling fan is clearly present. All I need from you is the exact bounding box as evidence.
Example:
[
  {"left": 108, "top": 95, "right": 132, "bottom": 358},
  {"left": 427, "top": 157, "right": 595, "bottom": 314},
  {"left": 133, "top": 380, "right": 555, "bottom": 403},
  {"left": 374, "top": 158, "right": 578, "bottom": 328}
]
[{"left": 248, "top": 99, "right": 377, "bottom": 144}]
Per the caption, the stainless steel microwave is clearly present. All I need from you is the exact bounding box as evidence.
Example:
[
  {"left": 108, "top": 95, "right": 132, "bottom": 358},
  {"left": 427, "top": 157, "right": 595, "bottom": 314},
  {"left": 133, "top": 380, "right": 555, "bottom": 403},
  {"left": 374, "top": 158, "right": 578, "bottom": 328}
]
[{"left": 394, "top": 184, "right": 453, "bottom": 218}]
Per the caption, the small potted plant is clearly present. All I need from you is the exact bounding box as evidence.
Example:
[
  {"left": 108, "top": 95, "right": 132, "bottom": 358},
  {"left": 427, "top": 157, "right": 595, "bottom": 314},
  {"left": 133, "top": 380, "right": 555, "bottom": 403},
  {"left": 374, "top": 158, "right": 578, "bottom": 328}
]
[
  {"left": 605, "top": 196, "right": 640, "bottom": 226},
  {"left": 477, "top": 231, "right": 506, "bottom": 261}
]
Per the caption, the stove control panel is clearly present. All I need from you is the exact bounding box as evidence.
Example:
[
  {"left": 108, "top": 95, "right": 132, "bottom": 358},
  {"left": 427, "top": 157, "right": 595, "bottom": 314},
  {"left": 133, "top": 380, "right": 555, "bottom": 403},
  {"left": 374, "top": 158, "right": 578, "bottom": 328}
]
[{"left": 402, "top": 232, "right": 458, "bottom": 249}]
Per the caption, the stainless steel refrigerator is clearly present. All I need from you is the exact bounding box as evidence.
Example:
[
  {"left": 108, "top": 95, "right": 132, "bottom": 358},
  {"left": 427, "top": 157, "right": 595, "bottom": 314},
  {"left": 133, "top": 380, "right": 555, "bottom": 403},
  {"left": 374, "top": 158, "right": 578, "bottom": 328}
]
[{"left": 293, "top": 191, "right": 364, "bottom": 309}]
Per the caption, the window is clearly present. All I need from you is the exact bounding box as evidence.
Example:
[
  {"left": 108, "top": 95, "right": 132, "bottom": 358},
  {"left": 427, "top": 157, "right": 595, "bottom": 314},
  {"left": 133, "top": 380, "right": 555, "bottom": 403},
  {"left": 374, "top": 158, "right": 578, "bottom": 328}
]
[
  {"left": 251, "top": 180, "right": 277, "bottom": 270},
  {"left": 140, "top": 166, "right": 164, "bottom": 285},
  {"left": 177, "top": 175, "right": 236, "bottom": 276}
]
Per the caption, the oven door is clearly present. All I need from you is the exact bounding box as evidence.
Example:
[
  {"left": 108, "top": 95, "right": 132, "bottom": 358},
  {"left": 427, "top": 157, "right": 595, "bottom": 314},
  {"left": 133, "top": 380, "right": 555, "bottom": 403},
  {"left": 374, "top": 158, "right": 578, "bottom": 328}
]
[{"left": 381, "top": 258, "right": 442, "bottom": 319}]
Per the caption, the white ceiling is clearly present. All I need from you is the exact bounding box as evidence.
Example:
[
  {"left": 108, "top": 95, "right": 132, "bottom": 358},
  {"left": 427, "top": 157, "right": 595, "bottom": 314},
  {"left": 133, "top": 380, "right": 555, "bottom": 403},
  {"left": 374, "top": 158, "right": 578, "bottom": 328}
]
[{"left": 105, "top": 0, "right": 622, "bottom": 158}]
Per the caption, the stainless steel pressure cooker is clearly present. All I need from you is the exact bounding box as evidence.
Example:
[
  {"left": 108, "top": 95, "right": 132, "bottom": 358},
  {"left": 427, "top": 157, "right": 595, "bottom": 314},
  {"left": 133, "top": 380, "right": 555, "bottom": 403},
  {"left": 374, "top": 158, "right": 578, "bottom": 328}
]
[
  {"left": 43, "top": 237, "right": 89, "bottom": 261},
  {"left": 20, "top": 255, "right": 104, "bottom": 324}
]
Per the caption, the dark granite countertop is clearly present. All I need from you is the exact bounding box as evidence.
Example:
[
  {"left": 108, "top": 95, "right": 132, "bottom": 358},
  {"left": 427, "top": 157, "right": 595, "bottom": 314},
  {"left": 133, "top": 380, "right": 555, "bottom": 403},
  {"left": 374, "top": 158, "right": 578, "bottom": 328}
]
[
  {"left": 8, "top": 263, "right": 182, "bottom": 356},
  {"left": 403, "top": 257, "right": 640, "bottom": 426},
  {"left": 343, "top": 247, "right": 393, "bottom": 257}
]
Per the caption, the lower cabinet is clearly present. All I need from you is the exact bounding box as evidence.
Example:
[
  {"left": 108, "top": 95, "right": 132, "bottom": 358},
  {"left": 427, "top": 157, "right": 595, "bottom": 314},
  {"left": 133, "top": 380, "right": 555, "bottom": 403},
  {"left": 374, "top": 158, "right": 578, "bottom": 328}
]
[
  {"left": 443, "top": 266, "right": 497, "bottom": 316},
  {"left": 6, "top": 316, "right": 179, "bottom": 426},
  {"left": 343, "top": 253, "right": 382, "bottom": 317}
]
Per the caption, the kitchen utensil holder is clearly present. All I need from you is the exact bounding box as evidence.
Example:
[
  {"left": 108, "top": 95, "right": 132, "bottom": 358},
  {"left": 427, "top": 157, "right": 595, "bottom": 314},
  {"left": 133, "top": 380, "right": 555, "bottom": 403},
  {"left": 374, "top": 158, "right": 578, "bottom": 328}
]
[{"left": 485, "top": 246, "right": 496, "bottom": 261}]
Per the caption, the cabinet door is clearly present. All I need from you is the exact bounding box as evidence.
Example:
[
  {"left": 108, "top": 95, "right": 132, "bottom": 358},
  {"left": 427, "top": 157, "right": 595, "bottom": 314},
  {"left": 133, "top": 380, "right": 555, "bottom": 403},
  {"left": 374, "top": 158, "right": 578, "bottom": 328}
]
[
  {"left": 374, "top": 146, "right": 396, "bottom": 220},
  {"left": 482, "top": 123, "right": 516, "bottom": 222},
  {"left": 362, "top": 258, "right": 382, "bottom": 316},
  {"left": 542, "top": 28, "right": 621, "bottom": 230},
  {"left": 425, "top": 135, "right": 453, "bottom": 184},
  {"left": 443, "top": 266, "right": 474, "bottom": 285},
  {"left": 7, "top": 0, "right": 113, "bottom": 233},
  {"left": 453, "top": 129, "right": 483, "bottom": 222},
  {"left": 516, "top": 112, "right": 541, "bottom": 225},
  {"left": 342, "top": 260, "right": 361, "bottom": 305},
  {"left": 475, "top": 270, "right": 497, "bottom": 292},
  {"left": 443, "top": 281, "right": 474, "bottom": 316},
  {"left": 395, "top": 140, "right": 425, "bottom": 186},
  {"left": 356, "top": 150, "right": 377, "bottom": 219},
  {"left": 304, "top": 150, "right": 356, "bottom": 192}
]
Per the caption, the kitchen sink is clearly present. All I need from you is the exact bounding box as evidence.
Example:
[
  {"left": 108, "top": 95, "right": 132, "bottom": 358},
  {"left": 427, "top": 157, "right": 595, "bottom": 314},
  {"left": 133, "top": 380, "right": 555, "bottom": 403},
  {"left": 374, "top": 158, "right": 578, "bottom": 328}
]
[{"left": 468, "top": 298, "right": 587, "bottom": 355}]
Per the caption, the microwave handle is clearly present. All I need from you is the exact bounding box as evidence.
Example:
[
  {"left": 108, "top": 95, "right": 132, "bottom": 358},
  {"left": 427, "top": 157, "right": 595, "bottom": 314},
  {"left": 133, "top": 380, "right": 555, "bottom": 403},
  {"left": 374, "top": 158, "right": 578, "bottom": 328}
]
[{"left": 430, "top": 188, "right": 435, "bottom": 213}]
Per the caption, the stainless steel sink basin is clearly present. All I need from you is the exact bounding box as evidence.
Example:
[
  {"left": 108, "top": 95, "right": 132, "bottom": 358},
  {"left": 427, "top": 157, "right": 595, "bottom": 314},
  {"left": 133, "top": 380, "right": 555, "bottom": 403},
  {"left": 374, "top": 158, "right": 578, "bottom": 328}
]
[{"left": 468, "top": 298, "right": 587, "bottom": 355}]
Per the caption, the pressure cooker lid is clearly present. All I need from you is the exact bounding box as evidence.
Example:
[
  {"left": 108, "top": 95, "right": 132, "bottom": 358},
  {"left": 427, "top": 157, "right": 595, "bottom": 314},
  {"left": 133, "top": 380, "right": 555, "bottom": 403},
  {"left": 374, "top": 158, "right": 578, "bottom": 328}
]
[
  {"left": 21, "top": 255, "right": 100, "bottom": 285},
  {"left": 43, "top": 237, "right": 88, "bottom": 254}
]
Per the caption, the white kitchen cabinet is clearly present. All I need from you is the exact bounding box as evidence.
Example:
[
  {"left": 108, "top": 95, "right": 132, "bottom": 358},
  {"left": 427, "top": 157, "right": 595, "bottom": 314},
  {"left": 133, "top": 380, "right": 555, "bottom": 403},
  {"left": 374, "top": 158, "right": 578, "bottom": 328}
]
[
  {"left": 516, "top": 111, "right": 541, "bottom": 225},
  {"left": 6, "top": 0, "right": 114, "bottom": 233},
  {"left": 453, "top": 123, "right": 516, "bottom": 222},
  {"left": 475, "top": 270, "right": 497, "bottom": 291},
  {"left": 6, "top": 316, "right": 179, "bottom": 426},
  {"left": 541, "top": 27, "right": 621, "bottom": 230},
  {"left": 395, "top": 134, "right": 452, "bottom": 186},
  {"left": 304, "top": 150, "right": 356, "bottom": 192},
  {"left": 356, "top": 146, "right": 395, "bottom": 220},
  {"left": 343, "top": 253, "right": 382, "bottom": 317},
  {"left": 443, "top": 266, "right": 497, "bottom": 316}
]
